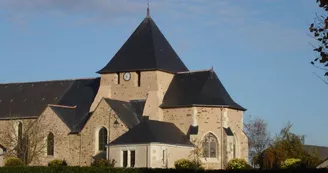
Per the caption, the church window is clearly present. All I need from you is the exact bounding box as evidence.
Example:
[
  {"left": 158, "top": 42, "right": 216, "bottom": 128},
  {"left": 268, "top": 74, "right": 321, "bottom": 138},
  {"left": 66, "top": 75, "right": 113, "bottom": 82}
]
[
  {"left": 17, "top": 122, "right": 23, "bottom": 143},
  {"left": 137, "top": 71, "right": 141, "bottom": 87},
  {"left": 47, "top": 132, "right": 54, "bottom": 156},
  {"left": 98, "top": 127, "right": 108, "bottom": 151},
  {"left": 202, "top": 133, "right": 218, "bottom": 158}
]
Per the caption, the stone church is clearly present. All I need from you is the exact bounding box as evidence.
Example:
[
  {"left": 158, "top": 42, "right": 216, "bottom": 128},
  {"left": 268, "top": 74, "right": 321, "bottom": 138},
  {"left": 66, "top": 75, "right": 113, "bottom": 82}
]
[{"left": 0, "top": 9, "right": 248, "bottom": 169}]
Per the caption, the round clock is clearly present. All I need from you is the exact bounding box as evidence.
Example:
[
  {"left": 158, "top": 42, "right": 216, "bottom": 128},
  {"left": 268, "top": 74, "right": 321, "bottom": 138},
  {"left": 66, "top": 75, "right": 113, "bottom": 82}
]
[{"left": 123, "top": 72, "right": 131, "bottom": 81}]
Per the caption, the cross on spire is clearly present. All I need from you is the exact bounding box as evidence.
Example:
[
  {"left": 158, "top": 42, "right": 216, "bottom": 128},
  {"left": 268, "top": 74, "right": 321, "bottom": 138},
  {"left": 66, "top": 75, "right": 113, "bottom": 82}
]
[{"left": 146, "top": 0, "right": 150, "bottom": 17}]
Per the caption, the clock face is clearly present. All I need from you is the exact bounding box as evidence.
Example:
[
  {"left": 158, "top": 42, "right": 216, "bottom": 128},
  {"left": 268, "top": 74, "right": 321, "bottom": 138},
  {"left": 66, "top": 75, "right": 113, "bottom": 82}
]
[{"left": 123, "top": 72, "right": 131, "bottom": 81}]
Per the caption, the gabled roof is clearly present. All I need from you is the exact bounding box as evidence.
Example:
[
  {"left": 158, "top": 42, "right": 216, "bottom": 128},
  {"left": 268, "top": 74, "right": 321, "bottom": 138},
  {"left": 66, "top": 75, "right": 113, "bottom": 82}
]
[
  {"left": 108, "top": 120, "right": 193, "bottom": 146},
  {"left": 49, "top": 105, "right": 92, "bottom": 133},
  {"left": 304, "top": 145, "right": 328, "bottom": 161},
  {"left": 104, "top": 98, "right": 145, "bottom": 129},
  {"left": 0, "top": 78, "right": 100, "bottom": 120},
  {"left": 97, "top": 15, "right": 188, "bottom": 74},
  {"left": 160, "top": 70, "right": 246, "bottom": 110}
]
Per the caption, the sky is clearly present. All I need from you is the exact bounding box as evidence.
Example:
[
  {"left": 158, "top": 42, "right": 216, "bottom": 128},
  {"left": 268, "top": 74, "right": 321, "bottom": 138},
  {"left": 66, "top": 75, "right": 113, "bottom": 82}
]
[{"left": 0, "top": 0, "right": 327, "bottom": 146}]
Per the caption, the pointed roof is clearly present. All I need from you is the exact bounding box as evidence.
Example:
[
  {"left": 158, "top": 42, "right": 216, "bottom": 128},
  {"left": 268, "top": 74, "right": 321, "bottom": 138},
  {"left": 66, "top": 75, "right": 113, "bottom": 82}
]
[
  {"left": 97, "top": 14, "right": 188, "bottom": 74},
  {"left": 160, "top": 70, "right": 246, "bottom": 111}
]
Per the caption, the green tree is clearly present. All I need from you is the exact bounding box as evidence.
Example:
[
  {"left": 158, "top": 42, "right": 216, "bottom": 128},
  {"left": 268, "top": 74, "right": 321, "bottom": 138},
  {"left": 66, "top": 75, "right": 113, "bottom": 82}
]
[{"left": 255, "top": 122, "right": 320, "bottom": 169}]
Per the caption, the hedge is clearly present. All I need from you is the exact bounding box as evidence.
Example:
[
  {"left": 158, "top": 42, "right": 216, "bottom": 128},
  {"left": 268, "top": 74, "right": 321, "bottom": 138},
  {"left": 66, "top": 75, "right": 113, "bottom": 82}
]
[{"left": 0, "top": 167, "right": 327, "bottom": 173}]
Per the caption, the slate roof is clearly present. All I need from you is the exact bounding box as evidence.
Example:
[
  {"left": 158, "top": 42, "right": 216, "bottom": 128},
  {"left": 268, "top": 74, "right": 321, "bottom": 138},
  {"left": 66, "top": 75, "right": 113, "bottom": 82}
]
[
  {"left": 0, "top": 78, "right": 100, "bottom": 122},
  {"left": 104, "top": 98, "right": 146, "bottom": 129},
  {"left": 97, "top": 15, "right": 188, "bottom": 74},
  {"left": 108, "top": 120, "right": 193, "bottom": 146},
  {"left": 160, "top": 70, "right": 246, "bottom": 110},
  {"left": 304, "top": 145, "right": 328, "bottom": 161},
  {"left": 224, "top": 127, "right": 234, "bottom": 136}
]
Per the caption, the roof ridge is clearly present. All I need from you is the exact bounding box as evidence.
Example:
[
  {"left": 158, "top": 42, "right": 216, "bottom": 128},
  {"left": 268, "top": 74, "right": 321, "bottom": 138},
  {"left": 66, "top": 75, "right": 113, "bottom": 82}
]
[
  {"left": 0, "top": 77, "right": 99, "bottom": 85},
  {"left": 148, "top": 18, "right": 159, "bottom": 69},
  {"left": 176, "top": 68, "right": 212, "bottom": 74},
  {"left": 48, "top": 104, "right": 77, "bottom": 109}
]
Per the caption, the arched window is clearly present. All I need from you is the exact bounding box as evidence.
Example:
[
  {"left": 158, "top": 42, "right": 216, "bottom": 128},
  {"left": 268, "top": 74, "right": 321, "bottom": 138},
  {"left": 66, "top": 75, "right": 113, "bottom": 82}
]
[
  {"left": 47, "top": 133, "right": 54, "bottom": 156},
  {"left": 98, "top": 127, "right": 108, "bottom": 151},
  {"left": 202, "top": 133, "right": 218, "bottom": 158}
]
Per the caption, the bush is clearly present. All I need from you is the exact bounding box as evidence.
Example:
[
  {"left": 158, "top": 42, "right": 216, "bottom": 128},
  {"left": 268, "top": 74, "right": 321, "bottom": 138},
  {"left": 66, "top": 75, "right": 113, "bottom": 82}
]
[
  {"left": 4, "top": 157, "right": 24, "bottom": 167},
  {"left": 91, "top": 158, "right": 116, "bottom": 167},
  {"left": 281, "top": 158, "right": 301, "bottom": 169},
  {"left": 226, "top": 158, "right": 251, "bottom": 170},
  {"left": 48, "top": 159, "right": 68, "bottom": 167},
  {"left": 174, "top": 159, "right": 203, "bottom": 169}
]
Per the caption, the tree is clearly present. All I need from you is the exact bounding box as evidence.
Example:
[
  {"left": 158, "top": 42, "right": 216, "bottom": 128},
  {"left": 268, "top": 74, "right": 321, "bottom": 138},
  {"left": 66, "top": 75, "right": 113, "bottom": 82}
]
[
  {"left": 309, "top": 0, "right": 328, "bottom": 84},
  {"left": 244, "top": 115, "right": 272, "bottom": 167},
  {"left": 255, "top": 122, "right": 321, "bottom": 169},
  {"left": 0, "top": 115, "right": 47, "bottom": 165}
]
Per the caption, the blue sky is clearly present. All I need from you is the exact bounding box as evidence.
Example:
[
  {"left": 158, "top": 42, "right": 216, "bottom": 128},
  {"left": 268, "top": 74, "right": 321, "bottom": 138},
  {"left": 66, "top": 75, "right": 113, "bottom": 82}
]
[{"left": 0, "top": 0, "right": 327, "bottom": 146}]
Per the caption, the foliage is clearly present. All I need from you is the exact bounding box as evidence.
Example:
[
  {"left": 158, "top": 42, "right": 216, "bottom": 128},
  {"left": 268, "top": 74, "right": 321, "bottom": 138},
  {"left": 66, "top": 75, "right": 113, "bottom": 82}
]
[
  {"left": 226, "top": 158, "right": 251, "bottom": 170},
  {"left": 48, "top": 159, "right": 68, "bottom": 167},
  {"left": 4, "top": 157, "right": 24, "bottom": 167},
  {"left": 254, "top": 122, "right": 321, "bottom": 169},
  {"left": 91, "top": 158, "right": 116, "bottom": 167},
  {"left": 309, "top": 0, "right": 328, "bottom": 84},
  {"left": 244, "top": 115, "right": 271, "bottom": 167},
  {"left": 280, "top": 158, "right": 301, "bottom": 169},
  {"left": 174, "top": 159, "right": 203, "bottom": 169}
]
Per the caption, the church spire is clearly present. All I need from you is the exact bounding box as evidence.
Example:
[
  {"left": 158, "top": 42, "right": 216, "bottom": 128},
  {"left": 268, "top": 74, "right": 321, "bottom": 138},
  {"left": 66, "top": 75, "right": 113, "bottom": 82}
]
[{"left": 146, "top": 0, "right": 150, "bottom": 17}]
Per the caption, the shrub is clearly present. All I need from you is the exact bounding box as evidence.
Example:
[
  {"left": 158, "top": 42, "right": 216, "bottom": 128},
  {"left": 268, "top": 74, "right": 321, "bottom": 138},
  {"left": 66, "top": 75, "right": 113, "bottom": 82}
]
[
  {"left": 91, "top": 158, "right": 116, "bottom": 167},
  {"left": 281, "top": 158, "right": 301, "bottom": 169},
  {"left": 226, "top": 158, "right": 251, "bottom": 170},
  {"left": 4, "top": 157, "right": 24, "bottom": 167},
  {"left": 48, "top": 159, "right": 68, "bottom": 167},
  {"left": 174, "top": 159, "right": 203, "bottom": 169}
]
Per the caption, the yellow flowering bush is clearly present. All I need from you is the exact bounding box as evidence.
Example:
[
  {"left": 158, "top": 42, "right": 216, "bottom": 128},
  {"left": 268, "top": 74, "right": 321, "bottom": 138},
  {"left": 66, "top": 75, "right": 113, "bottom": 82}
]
[
  {"left": 281, "top": 158, "right": 301, "bottom": 169},
  {"left": 227, "top": 158, "right": 251, "bottom": 169}
]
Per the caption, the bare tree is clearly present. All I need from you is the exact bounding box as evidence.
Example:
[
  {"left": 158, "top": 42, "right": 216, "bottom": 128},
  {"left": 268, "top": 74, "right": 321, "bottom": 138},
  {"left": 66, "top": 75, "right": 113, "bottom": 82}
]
[
  {"left": 0, "top": 115, "right": 47, "bottom": 165},
  {"left": 244, "top": 115, "right": 272, "bottom": 167},
  {"left": 189, "top": 138, "right": 203, "bottom": 167}
]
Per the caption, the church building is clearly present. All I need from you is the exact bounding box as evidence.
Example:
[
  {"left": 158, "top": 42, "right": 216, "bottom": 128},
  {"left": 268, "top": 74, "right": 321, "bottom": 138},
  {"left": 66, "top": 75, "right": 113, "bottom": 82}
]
[{"left": 0, "top": 9, "right": 248, "bottom": 169}]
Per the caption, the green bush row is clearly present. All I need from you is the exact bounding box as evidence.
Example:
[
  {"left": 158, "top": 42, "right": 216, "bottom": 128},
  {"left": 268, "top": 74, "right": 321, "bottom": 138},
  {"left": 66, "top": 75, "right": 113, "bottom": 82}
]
[{"left": 0, "top": 167, "right": 327, "bottom": 173}]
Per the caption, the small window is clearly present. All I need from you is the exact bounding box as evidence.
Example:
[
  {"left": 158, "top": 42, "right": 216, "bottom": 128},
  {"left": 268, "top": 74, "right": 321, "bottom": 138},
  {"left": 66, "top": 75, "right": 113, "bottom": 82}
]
[
  {"left": 47, "top": 132, "right": 54, "bottom": 156},
  {"left": 137, "top": 71, "right": 141, "bottom": 87},
  {"left": 130, "top": 150, "right": 135, "bottom": 167},
  {"left": 117, "top": 72, "right": 120, "bottom": 84},
  {"left": 123, "top": 151, "right": 128, "bottom": 167}
]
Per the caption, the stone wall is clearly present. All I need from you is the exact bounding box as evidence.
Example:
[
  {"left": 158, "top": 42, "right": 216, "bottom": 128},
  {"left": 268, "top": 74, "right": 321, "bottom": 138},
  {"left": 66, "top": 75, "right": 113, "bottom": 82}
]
[
  {"left": 163, "top": 108, "right": 193, "bottom": 134},
  {"left": 80, "top": 98, "right": 128, "bottom": 166},
  {"left": 35, "top": 107, "right": 72, "bottom": 166},
  {"left": 90, "top": 71, "right": 174, "bottom": 121},
  {"left": 162, "top": 106, "right": 248, "bottom": 169}
]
